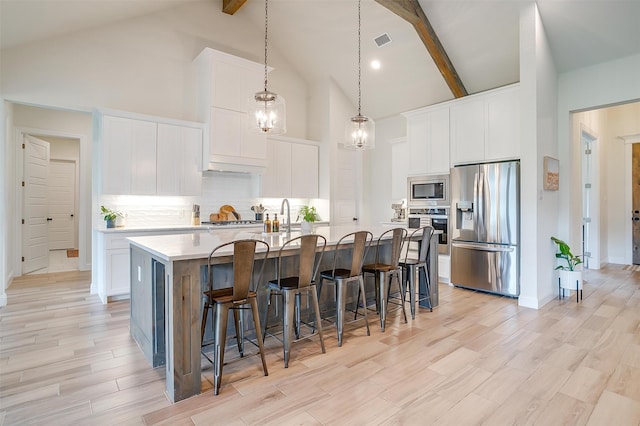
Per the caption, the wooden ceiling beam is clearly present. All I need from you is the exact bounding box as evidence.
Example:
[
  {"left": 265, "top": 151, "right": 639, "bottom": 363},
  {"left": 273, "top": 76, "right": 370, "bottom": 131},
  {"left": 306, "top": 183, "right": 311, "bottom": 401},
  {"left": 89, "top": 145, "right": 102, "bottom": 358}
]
[
  {"left": 375, "top": 0, "right": 468, "bottom": 98},
  {"left": 222, "top": 0, "right": 248, "bottom": 15}
]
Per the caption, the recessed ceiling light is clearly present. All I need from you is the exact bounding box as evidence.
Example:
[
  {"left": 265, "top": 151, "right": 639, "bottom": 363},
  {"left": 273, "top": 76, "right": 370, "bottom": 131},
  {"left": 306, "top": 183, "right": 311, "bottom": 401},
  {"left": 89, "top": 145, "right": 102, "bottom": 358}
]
[{"left": 371, "top": 60, "right": 381, "bottom": 70}]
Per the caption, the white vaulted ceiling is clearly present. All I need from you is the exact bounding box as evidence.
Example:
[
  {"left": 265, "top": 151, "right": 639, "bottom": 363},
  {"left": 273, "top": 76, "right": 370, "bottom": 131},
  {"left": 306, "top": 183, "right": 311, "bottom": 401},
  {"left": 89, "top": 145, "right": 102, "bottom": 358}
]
[{"left": 2, "top": 0, "right": 640, "bottom": 119}]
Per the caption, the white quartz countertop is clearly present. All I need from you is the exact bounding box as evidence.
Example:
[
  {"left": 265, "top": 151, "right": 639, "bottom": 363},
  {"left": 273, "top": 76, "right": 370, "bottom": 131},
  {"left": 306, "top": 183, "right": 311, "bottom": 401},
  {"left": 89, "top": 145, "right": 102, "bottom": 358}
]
[{"left": 128, "top": 224, "right": 412, "bottom": 262}]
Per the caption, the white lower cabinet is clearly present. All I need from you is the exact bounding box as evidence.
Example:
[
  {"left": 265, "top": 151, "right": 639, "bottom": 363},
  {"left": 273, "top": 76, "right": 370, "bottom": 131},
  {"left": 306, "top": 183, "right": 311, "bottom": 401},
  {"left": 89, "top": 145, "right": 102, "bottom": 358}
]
[
  {"left": 97, "top": 229, "right": 206, "bottom": 304},
  {"left": 438, "top": 254, "right": 451, "bottom": 283}
]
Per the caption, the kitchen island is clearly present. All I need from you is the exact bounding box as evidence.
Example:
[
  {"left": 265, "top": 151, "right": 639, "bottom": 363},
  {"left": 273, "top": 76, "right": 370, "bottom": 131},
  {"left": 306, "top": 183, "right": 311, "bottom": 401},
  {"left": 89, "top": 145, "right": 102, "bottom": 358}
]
[{"left": 128, "top": 225, "right": 438, "bottom": 402}]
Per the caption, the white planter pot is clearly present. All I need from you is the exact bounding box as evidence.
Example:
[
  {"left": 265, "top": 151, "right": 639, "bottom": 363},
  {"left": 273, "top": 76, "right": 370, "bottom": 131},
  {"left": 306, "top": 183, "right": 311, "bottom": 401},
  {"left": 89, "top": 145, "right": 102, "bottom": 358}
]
[
  {"left": 301, "top": 221, "right": 314, "bottom": 234},
  {"left": 559, "top": 269, "right": 583, "bottom": 290}
]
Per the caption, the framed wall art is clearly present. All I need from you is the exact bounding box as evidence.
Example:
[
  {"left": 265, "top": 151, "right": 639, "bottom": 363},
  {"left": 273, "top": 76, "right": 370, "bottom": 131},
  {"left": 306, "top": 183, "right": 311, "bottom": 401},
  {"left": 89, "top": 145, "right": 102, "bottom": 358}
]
[{"left": 543, "top": 156, "right": 559, "bottom": 191}]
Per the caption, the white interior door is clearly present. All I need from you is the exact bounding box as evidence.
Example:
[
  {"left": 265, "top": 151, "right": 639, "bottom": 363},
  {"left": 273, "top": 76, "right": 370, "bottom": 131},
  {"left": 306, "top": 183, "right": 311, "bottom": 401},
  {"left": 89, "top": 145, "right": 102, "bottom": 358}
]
[
  {"left": 23, "top": 135, "right": 51, "bottom": 273},
  {"left": 48, "top": 159, "right": 76, "bottom": 250}
]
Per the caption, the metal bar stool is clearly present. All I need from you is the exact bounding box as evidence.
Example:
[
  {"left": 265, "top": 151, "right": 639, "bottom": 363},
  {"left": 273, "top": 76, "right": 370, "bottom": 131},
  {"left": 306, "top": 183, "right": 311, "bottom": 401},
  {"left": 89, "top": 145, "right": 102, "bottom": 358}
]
[
  {"left": 400, "top": 225, "right": 434, "bottom": 319},
  {"left": 263, "top": 234, "right": 327, "bottom": 367},
  {"left": 361, "top": 227, "right": 408, "bottom": 331},
  {"left": 200, "top": 239, "right": 270, "bottom": 395},
  {"left": 317, "top": 231, "right": 373, "bottom": 347}
]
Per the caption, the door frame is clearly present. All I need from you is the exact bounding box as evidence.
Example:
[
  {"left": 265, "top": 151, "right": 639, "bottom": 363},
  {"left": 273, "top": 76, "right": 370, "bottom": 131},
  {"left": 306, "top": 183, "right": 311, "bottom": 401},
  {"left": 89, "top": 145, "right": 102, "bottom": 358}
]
[
  {"left": 580, "top": 125, "right": 599, "bottom": 269},
  {"left": 621, "top": 133, "right": 640, "bottom": 264},
  {"left": 14, "top": 126, "right": 91, "bottom": 276}
]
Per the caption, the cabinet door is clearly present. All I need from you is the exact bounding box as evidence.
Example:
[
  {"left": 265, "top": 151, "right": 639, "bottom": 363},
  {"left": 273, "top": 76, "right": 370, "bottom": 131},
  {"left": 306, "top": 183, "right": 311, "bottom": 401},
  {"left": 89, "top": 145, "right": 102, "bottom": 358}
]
[
  {"left": 407, "top": 113, "right": 428, "bottom": 175},
  {"left": 211, "top": 60, "right": 263, "bottom": 113},
  {"left": 291, "top": 143, "right": 318, "bottom": 198},
  {"left": 450, "top": 99, "right": 485, "bottom": 165},
  {"left": 106, "top": 248, "right": 130, "bottom": 297},
  {"left": 210, "top": 108, "right": 266, "bottom": 166},
  {"left": 102, "top": 116, "right": 132, "bottom": 194},
  {"left": 156, "top": 123, "right": 182, "bottom": 195},
  {"left": 102, "top": 116, "right": 156, "bottom": 195},
  {"left": 241, "top": 114, "right": 267, "bottom": 161},
  {"left": 157, "top": 124, "right": 202, "bottom": 196},
  {"left": 425, "top": 108, "right": 450, "bottom": 174},
  {"left": 130, "top": 120, "right": 157, "bottom": 195},
  {"left": 212, "top": 60, "right": 245, "bottom": 112},
  {"left": 262, "top": 139, "right": 291, "bottom": 197},
  {"left": 181, "top": 126, "right": 204, "bottom": 196},
  {"left": 210, "top": 107, "right": 242, "bottom": 158},
  {"left": 485, "top": 87, "right": 520, "bottom": 161}
]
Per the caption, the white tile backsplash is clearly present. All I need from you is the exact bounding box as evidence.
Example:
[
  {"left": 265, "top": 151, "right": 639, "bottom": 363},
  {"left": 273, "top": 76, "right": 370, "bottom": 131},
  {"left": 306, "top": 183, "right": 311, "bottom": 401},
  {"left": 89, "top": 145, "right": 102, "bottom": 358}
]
[{"left": 99, "top": 172, "right": 326, "bottom": 227}]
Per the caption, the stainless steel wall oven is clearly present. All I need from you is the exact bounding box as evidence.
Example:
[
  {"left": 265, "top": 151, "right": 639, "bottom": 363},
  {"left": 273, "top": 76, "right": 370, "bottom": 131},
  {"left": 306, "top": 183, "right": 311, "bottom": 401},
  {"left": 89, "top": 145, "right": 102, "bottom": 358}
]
[{"left": 408, "top": 207, "right": 450, "bottom": 255}]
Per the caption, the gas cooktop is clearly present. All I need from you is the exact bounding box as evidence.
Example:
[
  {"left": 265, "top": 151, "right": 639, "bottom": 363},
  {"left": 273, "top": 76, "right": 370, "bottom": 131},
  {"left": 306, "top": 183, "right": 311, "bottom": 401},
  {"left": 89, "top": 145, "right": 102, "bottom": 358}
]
[{"left": 202, "top": 220, "right": 262, "bottom": 226}]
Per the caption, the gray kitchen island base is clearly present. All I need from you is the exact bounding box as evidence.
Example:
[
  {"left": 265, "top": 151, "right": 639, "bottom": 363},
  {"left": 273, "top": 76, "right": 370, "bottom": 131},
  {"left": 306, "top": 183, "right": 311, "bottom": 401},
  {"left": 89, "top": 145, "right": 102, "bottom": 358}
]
[{"left": 128, "top": 227, "right": 439, "bottom": 402}]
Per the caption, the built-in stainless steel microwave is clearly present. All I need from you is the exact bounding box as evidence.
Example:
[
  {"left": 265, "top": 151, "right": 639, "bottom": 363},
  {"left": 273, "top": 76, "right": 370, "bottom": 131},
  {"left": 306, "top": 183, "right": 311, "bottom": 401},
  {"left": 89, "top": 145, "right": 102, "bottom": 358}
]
[{"left": 407, "top": 174, "right": 450, "bottom": 206}]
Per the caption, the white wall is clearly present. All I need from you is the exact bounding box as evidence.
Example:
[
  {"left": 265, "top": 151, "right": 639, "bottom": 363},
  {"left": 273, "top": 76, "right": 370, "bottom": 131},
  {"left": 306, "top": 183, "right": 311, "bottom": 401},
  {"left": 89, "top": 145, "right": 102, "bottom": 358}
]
[
  {"left": 366, "top": 115, "right": 406, "bottom": 225},
  {"left": 517, "top": 4, "right": 559, "bottom": 309},
  {"left": 558, "top": 53, "right": 640, "bottom": 256},
  {"left": 0, "top": 100, "right": 11, "bottom": 306},
  {"left": 1, "top": 1, "right": 309, "bottom": 139},
  {"left": 328, "top": 78, "right": 362, "bottom": 225}
]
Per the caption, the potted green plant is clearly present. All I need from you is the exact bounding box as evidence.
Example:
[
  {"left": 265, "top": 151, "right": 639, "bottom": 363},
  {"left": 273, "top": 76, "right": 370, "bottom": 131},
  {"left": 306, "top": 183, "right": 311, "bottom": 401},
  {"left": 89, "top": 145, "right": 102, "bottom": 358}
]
[
  {"left": 101, "top": 205, "right": 123, "bottom": 229},
  {"left": 551, "top": 236, "right": 583, "bottom": 291},
  {"left": 298, "top": 205, "right": 319, "bottom": 233}
]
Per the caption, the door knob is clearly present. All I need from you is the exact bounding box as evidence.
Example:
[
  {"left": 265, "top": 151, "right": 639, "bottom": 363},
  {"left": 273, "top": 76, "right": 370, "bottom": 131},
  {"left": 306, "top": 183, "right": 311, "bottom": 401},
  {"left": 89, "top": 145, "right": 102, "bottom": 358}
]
[{"left": 46, "top": 217, "right": 53, "bottom": 221}]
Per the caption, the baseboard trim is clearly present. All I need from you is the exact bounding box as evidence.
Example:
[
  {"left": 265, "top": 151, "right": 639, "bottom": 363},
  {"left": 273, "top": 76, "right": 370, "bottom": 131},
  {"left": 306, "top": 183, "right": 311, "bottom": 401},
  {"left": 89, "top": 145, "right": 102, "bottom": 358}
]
[
  {"left": 518, "top": 295, "right": 540, "bottom": 309},
  {"left": 0, "top": 292, "right": 7, "bottom": 307}
]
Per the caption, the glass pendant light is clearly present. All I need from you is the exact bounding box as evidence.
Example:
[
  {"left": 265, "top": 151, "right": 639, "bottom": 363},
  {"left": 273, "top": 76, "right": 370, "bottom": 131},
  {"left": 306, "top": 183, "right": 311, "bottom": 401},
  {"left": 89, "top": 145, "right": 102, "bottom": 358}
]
[
  {"left": 248, "top": 0, "right": 286, "bottom": 134},
  {"left": 344, "top": 0, "right": 374, "bottom": 150}
]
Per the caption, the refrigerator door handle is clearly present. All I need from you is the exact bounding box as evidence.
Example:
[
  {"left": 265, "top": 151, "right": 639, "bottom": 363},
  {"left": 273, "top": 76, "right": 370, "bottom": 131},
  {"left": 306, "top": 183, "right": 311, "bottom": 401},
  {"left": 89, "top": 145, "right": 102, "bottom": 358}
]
[{"left": 452, "top": 241, "right": 515, "bottom": 253}]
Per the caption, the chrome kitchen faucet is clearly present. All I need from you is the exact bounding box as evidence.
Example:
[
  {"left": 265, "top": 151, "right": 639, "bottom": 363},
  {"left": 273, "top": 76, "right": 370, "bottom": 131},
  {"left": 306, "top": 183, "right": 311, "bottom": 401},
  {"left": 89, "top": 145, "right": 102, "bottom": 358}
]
[{"left": 280, "top": 198, "right": 290, "bottom": 234}]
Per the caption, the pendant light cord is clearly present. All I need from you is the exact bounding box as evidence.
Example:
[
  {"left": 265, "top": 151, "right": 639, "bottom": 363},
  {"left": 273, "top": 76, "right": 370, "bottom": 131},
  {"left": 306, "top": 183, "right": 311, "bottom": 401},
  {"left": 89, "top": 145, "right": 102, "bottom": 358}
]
[
  {"left": 358, "top": 0, "right": 362, "bottom": 116},
  {"left": 264, "top": 0, "right": 269, "bottom": 93}
]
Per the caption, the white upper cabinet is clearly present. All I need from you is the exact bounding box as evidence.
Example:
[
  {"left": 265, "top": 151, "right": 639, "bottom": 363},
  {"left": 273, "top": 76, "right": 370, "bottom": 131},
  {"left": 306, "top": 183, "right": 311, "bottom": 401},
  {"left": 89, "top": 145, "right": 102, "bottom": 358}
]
[
  {"left": 100, "top": 112, "right": 203, "bottom": 196},
  {"left": 102, "top": 115, "right": 157, "bottom": 195},
  {"left": 262, "top": 138, "right": 291, "bottom": 198},
  {"left": 157, "top": 123, "right": 203, "bottom": 196},
  {"left": 450, "top": 98, "right": 484, "bottom": 165},
  {"left": 450, "top": 84, "right": 520, "bottom": 165},
  {"left": 211, "top": 58, "right": 262, "bottom": 113},
  {"left": 262, "top": 136, "right": 319, "bottom": 199},
  {"left": 426, "top": 108, "right": 450, "bottom": 174},
  {"left": 291, "top": 143, "right": 318, "bottom": 198},
  {"left": 404, "top": 105, "right": 450, "bottom": 176},
  {"left": 485, "top": 86, "right": 520, "bottom": 161},
  {"left": 195, "top": 48, "right": 268, "bottom": 171}
]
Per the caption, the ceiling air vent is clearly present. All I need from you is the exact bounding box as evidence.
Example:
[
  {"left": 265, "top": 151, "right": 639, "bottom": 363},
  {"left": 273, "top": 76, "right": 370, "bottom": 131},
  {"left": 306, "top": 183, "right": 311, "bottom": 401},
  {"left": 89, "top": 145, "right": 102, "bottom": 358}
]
[{"left": 374, "top": 33, "right": 392, "bottom": 48}]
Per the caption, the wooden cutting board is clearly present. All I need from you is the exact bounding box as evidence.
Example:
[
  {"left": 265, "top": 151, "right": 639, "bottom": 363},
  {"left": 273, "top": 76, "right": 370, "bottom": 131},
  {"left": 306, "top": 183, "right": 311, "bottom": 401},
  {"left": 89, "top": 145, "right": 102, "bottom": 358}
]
[{"left": 212, "top": 205, "right": 240, "bottom": 221}]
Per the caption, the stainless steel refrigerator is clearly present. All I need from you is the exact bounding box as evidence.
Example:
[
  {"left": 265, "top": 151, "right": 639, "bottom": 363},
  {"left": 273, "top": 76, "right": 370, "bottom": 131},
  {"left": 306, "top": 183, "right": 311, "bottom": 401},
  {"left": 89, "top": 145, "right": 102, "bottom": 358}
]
[{"left": 450, "top": 161, "right": 520, "bottom": 297}]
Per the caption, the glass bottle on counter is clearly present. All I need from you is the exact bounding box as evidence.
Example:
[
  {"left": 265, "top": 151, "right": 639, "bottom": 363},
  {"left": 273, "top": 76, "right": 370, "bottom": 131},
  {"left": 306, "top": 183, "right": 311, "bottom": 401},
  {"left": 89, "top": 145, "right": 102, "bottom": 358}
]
[
  {"left": 264, "top": 214, "right": 272, "bottom": 233},
  {"left": 272, "top": 213, "right": 280, "bottom": 233}
]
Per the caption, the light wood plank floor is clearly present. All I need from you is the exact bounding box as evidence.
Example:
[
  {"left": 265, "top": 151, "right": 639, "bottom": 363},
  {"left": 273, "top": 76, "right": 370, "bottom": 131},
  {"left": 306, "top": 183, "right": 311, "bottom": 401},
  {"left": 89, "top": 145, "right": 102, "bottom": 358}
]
[{"left": 1, "top": 265, "right": 639, "bottom": 425}]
